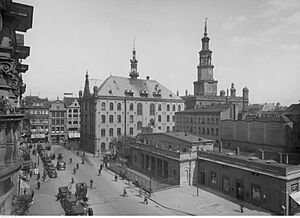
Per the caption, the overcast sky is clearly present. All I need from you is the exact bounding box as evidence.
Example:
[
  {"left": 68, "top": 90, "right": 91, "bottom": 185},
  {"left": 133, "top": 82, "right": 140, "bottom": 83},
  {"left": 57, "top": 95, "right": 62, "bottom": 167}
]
[{"left": 19, "top": 0, "right": 300, "bottom": 106}]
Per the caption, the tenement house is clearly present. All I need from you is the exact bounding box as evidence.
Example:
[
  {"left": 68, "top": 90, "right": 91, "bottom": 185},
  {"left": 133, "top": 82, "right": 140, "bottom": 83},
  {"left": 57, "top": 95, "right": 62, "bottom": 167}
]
[
  {"left": 175, "top": 20, "right": 249, "bottom": 141},
  {"left": 79, "top": 47, "right": 184, "bottom": 154},
  {"left": 0, "top": 0, "right": 33, "bottom": 215},
  {"left": 64, "top": 95, "right": 80, "bottom": 143},
  {"left": 221, "top": 103, "right": 300, "bottom": 164},
  {"left": 49, "top": 98, "right": 67, "bottom": 143},
  {"left": 20, "top": 96, "right": 50, "bottom": 143}
]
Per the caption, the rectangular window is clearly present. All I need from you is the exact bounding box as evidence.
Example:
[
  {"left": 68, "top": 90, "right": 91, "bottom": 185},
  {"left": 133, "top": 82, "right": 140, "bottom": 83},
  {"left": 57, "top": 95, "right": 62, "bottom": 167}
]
[
  {"left": 73, "top": 121, "right": 78, "bottom": 124},
  {"left": 101, "top": 129, "right": 105, "bottom": 137},
  {"left": 117, "top": 128, "right": 121, "bottom": 136},
  {"left": 109, "top": 128, "right": 114, "bottom": 136},
  {"left": 251, "top": 184, "right": 261, "bottom": 202},
  {"left": 211, "top": 172, "right": 217, "bottom": 184},
  {"left": 222, "top": 176, "right": 230, "bottom": 193},
  {"left": 101, "top": 115, "right": 106, "bottom": 123},
  {"left": 61, "top": 127, "right": 64, "bottom": 131}
]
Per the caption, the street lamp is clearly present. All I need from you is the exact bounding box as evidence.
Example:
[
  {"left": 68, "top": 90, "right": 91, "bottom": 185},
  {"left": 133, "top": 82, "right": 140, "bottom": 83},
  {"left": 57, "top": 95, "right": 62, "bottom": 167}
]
[{"left": 37, "top": 153, "right": 39, "bottom": 166}]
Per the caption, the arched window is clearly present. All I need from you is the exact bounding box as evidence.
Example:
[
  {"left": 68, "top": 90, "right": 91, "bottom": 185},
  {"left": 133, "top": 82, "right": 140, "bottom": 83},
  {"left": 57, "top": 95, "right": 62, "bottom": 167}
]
[
  {"left": 101, "top": 143, "right": 106, "bottom": 152},
  {"left": 117, "top": 103, "right": 121, "bottom": 111},
  {"left": 137, "top": 103, "right": 143, "bottom": 115},
  {"left": 109, "top": 115, "right": 114, "bottom": 123},
  {"left": 167, "top": 115, "right": 170, "bottom": 122},
  {"left": 109, "top": 102, "right": 114, "bottom": 110},
  {"left": 101, "top": 102, "right": 106, "bottom": 110},
  {"left": 68, "top": 109, "right": 72, "bottom": 113},
  {"left": 178, "top": 105, "right": 181, "bottom": 112},
  {"left": 137, "top": 121, "right": 142, "bottom": 130},
  {"left": 130, "top": 103, "right": 134, "bottom": 111},
  {"left": 101, "top": 115, "right": 106, "bottom": 123},
  {"left": 158, "top": 104, "right": 162, "bottom": 111},
  {"left": 129, "top": 127, "right": 134, "bottom": 135},
  {"left": 158, "top": 115, "right": 161, "bottom": 122},
  {"left": 172, "top": 105, "right": 176, "bottom": 111},
  {"left": 73, "top": 109, "right": 78, "bottom": 113},
  {"left": 167, "top": 104, "right": 170, "bottom": 111},
  {"left": 150, "top": 103, "right": 155, "bottom": 115},
  {"left": 130, "top": 115, "right": 134, "bottom": 123},
  {"left": 117, "top": 115, "right": 121, "bottom": 123}
]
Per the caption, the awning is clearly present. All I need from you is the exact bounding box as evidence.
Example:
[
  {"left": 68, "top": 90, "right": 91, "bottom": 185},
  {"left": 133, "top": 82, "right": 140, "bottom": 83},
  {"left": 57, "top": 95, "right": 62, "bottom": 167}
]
[
  {"left": 290, "top": 192, "right": 300, "bottom": 205},
  {"left": 68, "top": 133, "right": 80, "bottom": 138},
  {"left": 31, "top": 134, "right": 45, "bottom": 139}
]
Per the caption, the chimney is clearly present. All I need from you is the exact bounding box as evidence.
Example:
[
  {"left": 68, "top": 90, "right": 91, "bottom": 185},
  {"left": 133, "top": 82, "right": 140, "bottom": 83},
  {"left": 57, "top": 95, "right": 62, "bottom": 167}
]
[
  {"left": 285, "top": 154, "right": 289, "bottom": 165},
  {"left": 278, "top": 153, "right": 283, "bottom": 163},
  {"left": 219, "top": 142, "right": 223, "bottom": 153},
  {"left": 146, "top": 76, "right": 150, "bottom": 80},
  {"left": 235, "top": 147, "right": 240, "bottom": 155}
]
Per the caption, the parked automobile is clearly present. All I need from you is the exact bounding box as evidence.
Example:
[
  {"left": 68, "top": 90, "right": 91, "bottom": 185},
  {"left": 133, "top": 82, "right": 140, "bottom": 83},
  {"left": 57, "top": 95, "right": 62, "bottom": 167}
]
[
  {"left": 45, "top": 162, "right": 54, "bottom": 170},
  {"left": 46, "top": 166, "right": 57, "bottom": 178},
  {"left": 56, "top": 161, "right": 66, "bottom": 171},
  {"left": 57, "top": 153, "right": 63, "bottom": 160},
  {"left": 57, "top": 186, "right": 71, "bottom": 202}
]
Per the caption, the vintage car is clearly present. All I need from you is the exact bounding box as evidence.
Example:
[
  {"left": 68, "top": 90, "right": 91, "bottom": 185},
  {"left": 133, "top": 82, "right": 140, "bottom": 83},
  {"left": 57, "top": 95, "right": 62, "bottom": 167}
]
[
  {"left": 57, "top": 153, "right": 63, "bottom": 160},
  {"left": 67, "top": 204, "right": 86, "bottom": 216},
  {"left": 46, "top": 166, "right": 57, "bottom": 178},
  {"left": 56, "top": 161, "right": 66, "bottom": 171},
  {"left": 75, "top": 183, "right": 87, "bottom": 201},
  {"left": 57, "top": 186, "right": 71, "bottom": 202}
]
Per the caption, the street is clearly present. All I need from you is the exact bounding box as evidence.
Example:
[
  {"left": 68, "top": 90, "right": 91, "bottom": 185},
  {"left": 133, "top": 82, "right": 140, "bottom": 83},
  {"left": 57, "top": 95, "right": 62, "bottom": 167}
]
[{"left": 27, "top": 144, "right": 175, "bottom": 215}]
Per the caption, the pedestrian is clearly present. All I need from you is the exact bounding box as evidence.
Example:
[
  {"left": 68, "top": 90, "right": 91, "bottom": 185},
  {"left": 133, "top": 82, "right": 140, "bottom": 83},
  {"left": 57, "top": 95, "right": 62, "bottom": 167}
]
[
  {"left": 29, "top": 170, "right": 33, "bottom": 178},
  {"left": 37, "top": 172, "right": 40, "bottom": 180},
  {"left": 83, "top": 152, "right": 85, "bottom": 157},
  {"left": 143, "top": 195, "right": 148, "bottom": 204},
  {"left": 77, "top": 151, "right": 79, "bottom": 156},
  {"left": 76, "top": 163, "right": 79, "bottom": 169},
  {"left": 115, "top": 174, "right": 118, "bottom": 182},
  {"left": 73, "top": 168, "right": 76, "bottom": 175},
  {"left": 90, "top": 179, "right": 93, "bottom": 188},
  {"left": 139, "top": 188, "right": 143, "bottom": 197},
  {"left": 88, "top": 207, "right": 93, "bottom": 216},
  {"left": 42, "top": 173, "right": 46, "bottom": 181},
  {"left": 71, "top": 177, "right": 74, "bottom": 184},
  {"left": 31, "top": 189, "right": 35, "bottom": 202},
  {"left": 24, "top": 188, "right": 27, "bottom": 195},
  {"left": 135, "top": 178, "right": 139, "bottom": 187},
  {"left": 123, "top": 188, "right": 127, "bottom": 197},
  {"left": 82, "top": 158, "right": 85, "bottom": 164},
  {"left": 100, "top": 164, "right": 103, "bottom": 171},
  {"left": 37, "top": 181, "right": 40, "bottom": 190},
  {"left": 70, "top": 158, "right": 72, "bottom": 163},
  {"left": 98, "top": 168, "right": 101, "bottom": 176},
  {"left": 240, "top": 204, "right": 244, "bottom": 213},
  {"left": 34, "top": 162, "right": 37, "bottom": 168}
]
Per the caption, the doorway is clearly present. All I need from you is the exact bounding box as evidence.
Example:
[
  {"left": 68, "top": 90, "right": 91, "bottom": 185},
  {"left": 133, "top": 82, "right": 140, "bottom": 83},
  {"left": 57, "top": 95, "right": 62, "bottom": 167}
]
[{"left": 236, "top": 179, "right": 244, "bottom": 200}]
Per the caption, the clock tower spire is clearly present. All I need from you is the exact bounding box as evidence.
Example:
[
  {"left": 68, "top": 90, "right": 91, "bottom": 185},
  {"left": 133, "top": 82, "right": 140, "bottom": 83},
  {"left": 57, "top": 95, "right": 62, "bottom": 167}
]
[
  {"left": 193, "top": 18, "right": 218, "bottom": 96},
  {"left": 129, "top": 38, "right": 139, "bottom": 79}
]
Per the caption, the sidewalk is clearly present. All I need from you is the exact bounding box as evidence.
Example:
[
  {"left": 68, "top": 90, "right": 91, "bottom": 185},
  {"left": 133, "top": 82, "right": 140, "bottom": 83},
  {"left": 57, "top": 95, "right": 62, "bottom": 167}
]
[{"left": 150, "top": 185, "right": 273, "bottom": 216}]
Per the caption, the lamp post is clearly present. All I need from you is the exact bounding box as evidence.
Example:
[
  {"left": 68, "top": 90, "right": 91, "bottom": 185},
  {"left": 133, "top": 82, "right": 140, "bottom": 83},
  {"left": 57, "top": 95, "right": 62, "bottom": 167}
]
[{"left": 37, "top": 153, "right": 39, "bottom": 166}]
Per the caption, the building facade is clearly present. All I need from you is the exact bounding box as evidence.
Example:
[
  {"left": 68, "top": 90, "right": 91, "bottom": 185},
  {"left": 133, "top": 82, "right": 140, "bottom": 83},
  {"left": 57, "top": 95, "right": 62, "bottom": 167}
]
[
  {"left": 49, "top": 99, "right": 67, "bottom": 143},
  {"left": 183, "top": 20, "right": 249, "bottom": 114},
  {"left": 175, "top": 104, "right": 231, "bottom": 142},
  {"left": 0, "top": 0, "right": 33, "bottom": 214},
  {"left": 64, "top": 97, "right": 80, "bottom": 142},
  {"left": 79, "top": 47, "right": 184, "bottom": 154},
  {"left": 20, "top": 96, "right": 50, "bottom": 143},
  {"left": 130, "top": 132, "right": 214, "bottom": 187},
  {"left": 197, "top": 148, "right": 300, "bottom": 215}
]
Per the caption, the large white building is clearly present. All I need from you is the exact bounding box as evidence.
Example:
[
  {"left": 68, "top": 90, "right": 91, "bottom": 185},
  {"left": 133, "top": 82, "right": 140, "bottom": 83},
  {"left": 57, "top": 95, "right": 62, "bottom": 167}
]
[{"left": 79, "top": 48, "right": 184, "bottom": 154}]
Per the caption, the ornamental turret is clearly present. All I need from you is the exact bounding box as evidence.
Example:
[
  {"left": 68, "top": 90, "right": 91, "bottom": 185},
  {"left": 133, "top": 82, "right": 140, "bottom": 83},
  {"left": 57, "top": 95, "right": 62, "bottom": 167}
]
[{"left": 129, "top": 39, "right": 139, "bottom": 79}]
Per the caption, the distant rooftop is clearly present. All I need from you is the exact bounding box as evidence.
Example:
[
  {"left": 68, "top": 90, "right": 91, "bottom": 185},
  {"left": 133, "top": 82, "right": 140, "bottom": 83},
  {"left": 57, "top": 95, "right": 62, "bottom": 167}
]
[
  {"left": 177, "top": 104, "right": 230, "bottom": 114},
  {"left": 142, "top": 132, "right": 214, "bottom": 144}
]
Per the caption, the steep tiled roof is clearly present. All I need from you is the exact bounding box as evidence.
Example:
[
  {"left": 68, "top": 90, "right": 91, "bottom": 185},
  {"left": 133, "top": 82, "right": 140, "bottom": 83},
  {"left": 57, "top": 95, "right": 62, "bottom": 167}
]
[
  {"left": 64, "top": 97, "right": 78, "bottom": 107},
  {"left": 96, "top": 76, "right": 181, "bottom": 100},
  {"left": 283, "top": 104, "right": 300, "bottom": 115}
]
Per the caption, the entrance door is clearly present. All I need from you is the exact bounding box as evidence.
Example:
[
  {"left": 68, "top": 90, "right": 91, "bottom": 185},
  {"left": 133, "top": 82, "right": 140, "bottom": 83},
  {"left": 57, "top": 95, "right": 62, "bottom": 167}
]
[
  {"left": 236, "top": 179, "right": 244, "bottom": 200},
  {"left": 200, "top": 171, "right": 205, "bottom": 185}
]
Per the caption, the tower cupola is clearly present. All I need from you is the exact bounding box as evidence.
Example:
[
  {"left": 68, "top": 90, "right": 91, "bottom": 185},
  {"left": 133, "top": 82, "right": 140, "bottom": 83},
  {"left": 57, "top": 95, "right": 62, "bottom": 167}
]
[{"left": 129, "top": 39, "right": 139, "bottom": 79}]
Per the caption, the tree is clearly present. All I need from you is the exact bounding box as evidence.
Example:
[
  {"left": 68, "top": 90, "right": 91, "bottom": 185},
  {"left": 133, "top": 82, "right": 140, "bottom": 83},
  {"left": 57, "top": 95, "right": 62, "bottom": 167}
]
[{"left": 110, "top": 135, "right": 136, "bottom": 163}]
